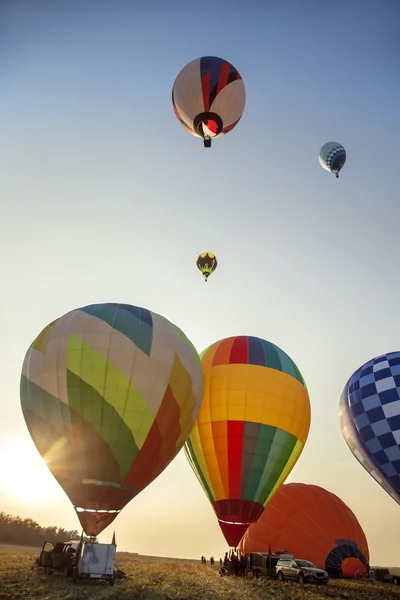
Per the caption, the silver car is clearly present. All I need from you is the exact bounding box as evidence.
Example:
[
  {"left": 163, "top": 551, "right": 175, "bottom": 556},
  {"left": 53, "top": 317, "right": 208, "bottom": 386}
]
[{"left": 276, "top": 557, "right": 329, "bottom": 584}]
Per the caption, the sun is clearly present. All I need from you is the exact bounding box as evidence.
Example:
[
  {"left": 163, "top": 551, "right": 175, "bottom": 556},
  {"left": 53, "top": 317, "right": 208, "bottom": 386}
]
[{"left": 0, "top": 437, "right": 62, "bottom": 503}]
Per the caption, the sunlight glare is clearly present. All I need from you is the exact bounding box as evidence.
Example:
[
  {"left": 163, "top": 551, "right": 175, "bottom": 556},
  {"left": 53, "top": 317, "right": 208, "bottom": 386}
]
[{"left": 0, "top": 438, "right": 62, "bottom": 503}]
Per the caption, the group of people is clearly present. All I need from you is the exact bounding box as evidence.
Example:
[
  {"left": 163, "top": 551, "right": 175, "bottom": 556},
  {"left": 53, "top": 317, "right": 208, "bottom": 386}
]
[
  {"left": 200, "top": 555, "right": 215, "bottom": 565},
  {"left": 221, "top": 551, "right": 247, "bottom": 576},
  {"left": 200, "top": 552, "right": 247, "bottom": 576}
]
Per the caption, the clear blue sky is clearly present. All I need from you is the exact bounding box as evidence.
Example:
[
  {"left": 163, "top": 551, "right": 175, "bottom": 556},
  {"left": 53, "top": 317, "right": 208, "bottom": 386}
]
[{"left": 1, "top": 0, "right": 399, "bottom": 565}]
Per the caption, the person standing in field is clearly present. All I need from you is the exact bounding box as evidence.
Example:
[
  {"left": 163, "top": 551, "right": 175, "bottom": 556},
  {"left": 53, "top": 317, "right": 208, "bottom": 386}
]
[
  {"left": 338, "top": 561, "right": 343, "bottom": 577},
  {"left": 231, "top": 553, "right": 239, "bottom": 576}
]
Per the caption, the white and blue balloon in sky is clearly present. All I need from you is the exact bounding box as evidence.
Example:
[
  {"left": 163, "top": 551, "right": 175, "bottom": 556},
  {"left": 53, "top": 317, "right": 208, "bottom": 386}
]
[
  {"left": 319, "top": 141, "right": 346, "bottom": 178},
  {"left": 340, "top": 352, "right": 400, "bottom": 505}
]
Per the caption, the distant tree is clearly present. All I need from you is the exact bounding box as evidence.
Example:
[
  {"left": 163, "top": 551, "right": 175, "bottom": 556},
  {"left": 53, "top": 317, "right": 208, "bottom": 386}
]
[{"left": 0, "top": 512, "right": 80, "bottom": 547}]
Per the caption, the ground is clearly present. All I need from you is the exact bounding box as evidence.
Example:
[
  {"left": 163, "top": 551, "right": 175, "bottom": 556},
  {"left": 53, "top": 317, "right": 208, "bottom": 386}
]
[{"left": 0, "top": 544, "right": 399, "bottom": 600}]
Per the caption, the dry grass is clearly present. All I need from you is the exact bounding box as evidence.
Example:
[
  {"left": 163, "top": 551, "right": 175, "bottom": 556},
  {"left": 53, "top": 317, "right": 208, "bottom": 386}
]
[{"left": 0, "top": 545, "right": 399, "bottom": 600}]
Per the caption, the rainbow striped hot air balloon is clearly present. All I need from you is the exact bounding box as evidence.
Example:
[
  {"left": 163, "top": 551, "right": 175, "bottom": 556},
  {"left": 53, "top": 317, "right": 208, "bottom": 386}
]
[
  {"left": 20, "top": 303, "right": 204, "bottom": 536},
  {"left": 184, "top": 335, "right": 311, "bottom": 547}
]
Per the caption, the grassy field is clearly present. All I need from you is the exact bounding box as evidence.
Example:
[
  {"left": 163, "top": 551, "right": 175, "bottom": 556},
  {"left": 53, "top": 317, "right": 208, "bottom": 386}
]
[{"left": 0, "top": 544, "right": 399, "bottom": 600}]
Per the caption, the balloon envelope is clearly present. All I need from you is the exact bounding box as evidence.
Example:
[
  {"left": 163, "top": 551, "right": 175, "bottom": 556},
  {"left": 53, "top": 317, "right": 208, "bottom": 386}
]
[
  {"left": 340, "top": 351, "right": 400, "bottom": 505},
  {"left": 196, "top": 252, "right": 217, "bottom": 281},
  {"left": 239, "top": 483, "right": 369, "bottom": 579},
  {"left": 184, "top": 336, "right": 311, "bottom": 547},
  {"left": 319, "top": 141, "right": 346, "bottom": 176},
  {"left": 20, "top": 303, "right": 204, "bottom": 536},
  {"left": 172, "top": 56, "right": 245, "bottom": 145}
]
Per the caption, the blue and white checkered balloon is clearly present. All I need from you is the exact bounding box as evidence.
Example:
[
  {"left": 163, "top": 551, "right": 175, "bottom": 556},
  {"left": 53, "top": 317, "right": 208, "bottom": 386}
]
[
  {"left": 340, "top": 352, "right": 400, "bottom": 505},
  {"left": 319, "top": 141, "right": 346, "bottom": 178}
]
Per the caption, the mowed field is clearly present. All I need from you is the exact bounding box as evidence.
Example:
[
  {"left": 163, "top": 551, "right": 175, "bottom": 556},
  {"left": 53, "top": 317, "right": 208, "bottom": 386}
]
[{"left": 0, "top": 544, "right": 399, "bottom": 600}]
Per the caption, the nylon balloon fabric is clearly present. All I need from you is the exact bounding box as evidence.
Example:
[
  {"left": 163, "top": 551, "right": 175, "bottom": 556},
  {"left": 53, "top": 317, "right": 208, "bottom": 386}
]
[
  {"left": 20, "top": 303, "right": 204, "bottom": 536},
  {"left": 172, "top": 56, "right": 245, "bottom": 144},
  {"left": 196, "top": 252, "right": 217, "bottom": 281},
  {"left": 318, "top": 141, "right": 346, "bottom": 177},
  {"left": 339, "top": 352, "right": 400, "bottom": 505},
  {"left": 239, "top": 483, "right": 370, "bottom": 579},
  {"left": 184, "top": 336, "right": 311, "bottom": 547}
]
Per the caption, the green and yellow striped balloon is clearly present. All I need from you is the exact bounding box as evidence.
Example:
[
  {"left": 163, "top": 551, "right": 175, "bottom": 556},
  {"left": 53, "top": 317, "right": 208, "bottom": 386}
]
[{"left": 20, "top": 303, "right": 204, "bottom": 536}]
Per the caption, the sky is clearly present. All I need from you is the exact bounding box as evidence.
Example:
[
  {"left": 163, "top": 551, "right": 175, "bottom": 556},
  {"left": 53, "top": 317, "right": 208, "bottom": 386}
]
[{"left": 1, "top": 0, "right": 400, "bottom": 566}]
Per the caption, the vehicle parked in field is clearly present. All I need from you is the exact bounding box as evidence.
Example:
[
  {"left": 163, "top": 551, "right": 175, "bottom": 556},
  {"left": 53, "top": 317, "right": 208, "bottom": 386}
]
[
  {"left": 35, "top": 535, "right": 116, "bottom": 585},
  {"left": 245, "top": 552, "right": 280, "bottom": 577},
  {"left": 371, "top": 567, "right": 399, "bottom": 585},
  {"left": 35, "top": 540, "right": 80, "bottom": 576},
  {"left": 275, "top": 556, "right": 329, "bottom": 585},
  {"left": 73, "top": 541, "right": 116, "bottom": 584}
]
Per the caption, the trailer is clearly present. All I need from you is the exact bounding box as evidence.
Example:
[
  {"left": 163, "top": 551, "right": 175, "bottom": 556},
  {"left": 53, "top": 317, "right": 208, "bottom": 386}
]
[
  {"left": 245, "top": 551, "right": 282, "bottom": 578},
  {"left": 371, "top": 567, "right": 399, "bottom": 586},
  {"left": 73, "top": 540, "right": 116, "bottom": 585}
]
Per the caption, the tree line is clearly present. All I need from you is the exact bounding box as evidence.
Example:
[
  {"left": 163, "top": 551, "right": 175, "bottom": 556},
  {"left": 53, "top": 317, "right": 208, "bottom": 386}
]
[{"left": 0, "top": 512, "right": 80, "bottom": 547}]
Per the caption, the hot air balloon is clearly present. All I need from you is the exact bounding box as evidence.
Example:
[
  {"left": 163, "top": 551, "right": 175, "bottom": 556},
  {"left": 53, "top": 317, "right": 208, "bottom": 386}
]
[
  {"left": 339, "top": 352, "right": 400, "bottom": 505},
  {"left": 20, "top": 303, "right": 204, "bottom": 537},
  {"left": 319, "top": 142, "right": 346, "bottom": 178},
  {"left": 239, "top": 483, "right": 369, "bottom": 579},
  {"left": 196, "top": 252, "right": 217, "bottom": 282},
  {"left": 184, "top": 336, "right": 311, "bottom": 548},
  {"left": 172, "top": 56, "right": 246, "bottom": 148}
]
